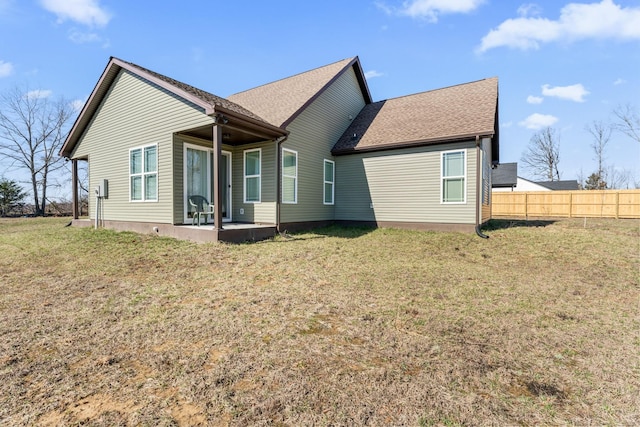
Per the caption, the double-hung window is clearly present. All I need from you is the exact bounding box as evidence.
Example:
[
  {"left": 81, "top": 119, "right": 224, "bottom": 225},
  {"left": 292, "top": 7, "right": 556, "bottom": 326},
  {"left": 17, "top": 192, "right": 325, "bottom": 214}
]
[
  {"left": 130, "top": 145, "right": 157, "bottom": 201},
  {"left": 244, "top": 148, "right": 261, "bottom": 203},
  {"left": 441, "top": 150, "right": 466, "bottom": 204},
  {"left": 323, "top": 159, "right": 335, "bottom": 205},
  {"left": 282, "top": 149, "right": 297, "bottom": 204}
]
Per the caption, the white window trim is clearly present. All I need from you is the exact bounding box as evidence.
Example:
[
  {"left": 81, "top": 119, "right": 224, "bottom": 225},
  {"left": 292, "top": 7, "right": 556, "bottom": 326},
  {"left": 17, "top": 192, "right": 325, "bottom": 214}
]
[
  {"left": 183, "top": 143, "right": 211, "bottom": 221},
  {"left": 182, "top": 143, "right": 233, "bottom": 223},
  {"left": 441, "top": 149, "right": 466, "bottom": 204},
  {"left": 244, "top": 148, "right": 261, "bottom": 204},
  {"left": 282, "top": 148, "right": 298, "bottom": 204},
  {"left": 129, "top": 144, "right": 158, "bottom": 202},
  {"left": 323, "top": 159, "right": 335, "bottom": 206}
]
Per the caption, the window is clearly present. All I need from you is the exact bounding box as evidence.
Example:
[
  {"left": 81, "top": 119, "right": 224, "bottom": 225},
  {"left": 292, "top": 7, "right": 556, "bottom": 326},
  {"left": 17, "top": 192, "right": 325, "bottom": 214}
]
[
  {"left": 244, "top": 148, "right": 261, "bottom": 203},
  {"left": 282, "top": 149, "right": 297, "bottom": 204},
  {"left": 323, "top": 159, "right": 334, "bottom": 205},
  {"left": 130, "top": 145, "right": 157, "bottom": 201},
  {"left": 441, "top": 150, "right": 466, "bottom": 203}
]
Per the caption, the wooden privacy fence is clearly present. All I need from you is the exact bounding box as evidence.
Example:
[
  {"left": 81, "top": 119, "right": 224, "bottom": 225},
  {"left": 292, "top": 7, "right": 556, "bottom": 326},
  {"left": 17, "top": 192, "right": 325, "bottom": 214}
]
[{"left": 492, "top": 190, "right": 640, "bottom": 219}]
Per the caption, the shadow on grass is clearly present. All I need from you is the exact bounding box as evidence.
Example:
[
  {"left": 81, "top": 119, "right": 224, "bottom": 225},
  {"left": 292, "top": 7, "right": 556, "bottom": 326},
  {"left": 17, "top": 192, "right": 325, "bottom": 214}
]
[{"left": 483, "top": 219, "right": 557, "bottom": 231}]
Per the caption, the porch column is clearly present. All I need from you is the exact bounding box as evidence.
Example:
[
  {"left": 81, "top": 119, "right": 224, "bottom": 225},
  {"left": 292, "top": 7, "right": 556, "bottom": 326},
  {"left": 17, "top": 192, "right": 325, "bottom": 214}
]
[
  {"left": 71, "top": 159, "right": 79, "bottom": 219},
  {"left": 212, "top": 124, "right": 223, "bottom": 230}
]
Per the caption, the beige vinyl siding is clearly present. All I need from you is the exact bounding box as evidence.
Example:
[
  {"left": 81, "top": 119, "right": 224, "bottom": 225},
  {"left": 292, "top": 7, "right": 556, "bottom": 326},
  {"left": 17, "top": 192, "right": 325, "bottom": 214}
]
[
  {"left": 335, "top": 142, "right": 478, "bottom": 224},
  {"left": 73, "top": 70, "right": 213, "bottom": 223},
  {"left": 232, "top": 141, "right": 277, "bottom": 224},
  {"left": 280, "top": 67, "right": 367, "bottom": 223}
]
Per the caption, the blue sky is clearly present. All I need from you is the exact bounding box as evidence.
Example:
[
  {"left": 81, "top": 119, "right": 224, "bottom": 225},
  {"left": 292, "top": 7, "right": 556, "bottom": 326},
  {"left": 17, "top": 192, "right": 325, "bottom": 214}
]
[{"left": 1, "top": 0, "right": 639, "bottom": 192}]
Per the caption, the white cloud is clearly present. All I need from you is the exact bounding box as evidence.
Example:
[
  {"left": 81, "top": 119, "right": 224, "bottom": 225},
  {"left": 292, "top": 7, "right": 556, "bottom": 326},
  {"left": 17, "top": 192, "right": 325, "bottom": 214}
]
[
  {"left": 25, "top": 89, "right": 53, "bottom": 100},
  {"left": 527, "top": 95, "right": 544, "bottom": 104},
  {"left": 477, "top": 0, "right": 640, "bottom": 53},
  {"left": 71, "top": 98, "right": 86, "bottom": 111},
  {"left": 613, "top": 78, "right": 626, "bottom": 85},
  {"left": 375, "top": 1, "right": 394, "bottom": 15},
  {"left": 67, "top": 29, "right": 110, "bottom": 47},
  {"left": 40, "top": 0, "right": 111, "bottom": 27},
  {"left": 541, "top": 83, "right": 589, "bottom": 102},
  {"left": 365, "top": 70, "right": 384, "bottom": 79},
  {"left": 378, "top": 0, "right": 485, "bottom": 22},
  {"left": 68, "top": 29, "right": 100, "bottom": 43},
  {"left": 0, "top": 60, "right": 13, "bottom": 78},
  {"left": 501, "top": 121, "right": 513, "bottom": 128},
  {"left": 519, "top": 113, "right": 558, "bottom": 129},
  {"left": 517, "top": 3, "right": 543, "bottom": 17}
]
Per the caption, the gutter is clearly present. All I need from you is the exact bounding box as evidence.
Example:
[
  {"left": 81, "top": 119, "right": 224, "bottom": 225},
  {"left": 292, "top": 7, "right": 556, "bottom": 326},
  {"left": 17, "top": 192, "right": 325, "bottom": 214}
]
[
  {"left": 274, "top": 134, "right": 289, "bottom": 232},
  {"left": 475, "top": 135, "right": 489, "bottom": 239}
]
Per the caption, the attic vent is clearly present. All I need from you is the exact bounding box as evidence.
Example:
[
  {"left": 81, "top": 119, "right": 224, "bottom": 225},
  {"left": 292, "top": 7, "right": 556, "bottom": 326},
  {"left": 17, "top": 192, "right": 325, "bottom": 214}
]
[{"left": 351, "top": 133, "right": 358, "bottom": 140}]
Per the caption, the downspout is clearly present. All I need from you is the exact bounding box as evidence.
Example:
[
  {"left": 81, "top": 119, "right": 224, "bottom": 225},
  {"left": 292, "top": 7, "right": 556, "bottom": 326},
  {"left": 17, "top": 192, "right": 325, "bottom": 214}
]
[
  {"left": 274, "top": 134, "right": 289, "bottom": 232},
  {"left": 475, "top": 135, "right": 489, "bottom": 239}
]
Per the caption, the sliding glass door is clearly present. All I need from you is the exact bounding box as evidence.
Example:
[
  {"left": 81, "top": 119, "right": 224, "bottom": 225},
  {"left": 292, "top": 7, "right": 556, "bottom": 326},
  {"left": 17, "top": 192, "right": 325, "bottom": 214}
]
[{"left": 184, "top": 144, "right": 231, "bottom": 223}]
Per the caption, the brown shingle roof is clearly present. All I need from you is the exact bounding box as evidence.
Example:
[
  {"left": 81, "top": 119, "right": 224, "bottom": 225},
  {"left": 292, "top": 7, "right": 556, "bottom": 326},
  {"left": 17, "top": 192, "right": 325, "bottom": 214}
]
[
  {"left": 60, "top": 57, "right": 287, "bottom": 157},
  {"left": 117, "top": 58, "right": 271, "bottom": 125},
  {"left": 228, "top": 57, "right": 369, "bottom": 128},
  {"left": 332, "top": 77, "right": 498, "bottom": 154}
]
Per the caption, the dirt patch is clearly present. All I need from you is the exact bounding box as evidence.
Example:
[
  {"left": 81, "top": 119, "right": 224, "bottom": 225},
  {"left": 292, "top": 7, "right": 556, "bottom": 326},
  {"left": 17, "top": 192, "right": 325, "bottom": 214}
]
[
  {"left": 38, "top": 394, "right": 140, "bottom": 425},
  {"left": 171, "top": 400, "right": 207, "bottom": 426}
]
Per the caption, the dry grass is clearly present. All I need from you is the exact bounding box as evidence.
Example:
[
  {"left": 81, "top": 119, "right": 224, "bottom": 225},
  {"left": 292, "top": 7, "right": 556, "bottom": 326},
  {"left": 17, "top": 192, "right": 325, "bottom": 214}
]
[{"left": 0, "top": 217, "right": 638, "bottom": 426}]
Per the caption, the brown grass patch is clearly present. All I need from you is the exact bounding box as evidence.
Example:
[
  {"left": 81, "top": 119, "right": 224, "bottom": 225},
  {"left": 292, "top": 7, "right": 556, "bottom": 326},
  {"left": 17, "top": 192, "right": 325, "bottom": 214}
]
[{"left": 0, "top": 217, "right": 638, "bottom": 425}]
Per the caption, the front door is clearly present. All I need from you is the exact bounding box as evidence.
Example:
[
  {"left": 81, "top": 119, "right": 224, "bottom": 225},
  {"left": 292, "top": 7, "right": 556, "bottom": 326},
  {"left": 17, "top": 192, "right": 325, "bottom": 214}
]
[{"left": 184, "top": 145, "right": 232, "bottom": 223}]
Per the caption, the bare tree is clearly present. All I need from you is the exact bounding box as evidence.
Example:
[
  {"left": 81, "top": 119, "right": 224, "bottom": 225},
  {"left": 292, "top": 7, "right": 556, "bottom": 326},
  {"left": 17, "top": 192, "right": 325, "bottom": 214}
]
[
  {"left": 605, "top": 166, "right": 631, "bottom": 189},
  {"left": 0, "top": 85, "right": 74, "bottom": 215},
  {"left": 521, "top": 127, "right": 561, "bottom": 181},
  {"left": 576, "top": 168, "right": 586, "bottom": 190},
  {"left": 613, "top": 104, "right": 640, "bottom": 143},
  {"left": 585, "top": 120, "right": 612, "bottom": 189}
]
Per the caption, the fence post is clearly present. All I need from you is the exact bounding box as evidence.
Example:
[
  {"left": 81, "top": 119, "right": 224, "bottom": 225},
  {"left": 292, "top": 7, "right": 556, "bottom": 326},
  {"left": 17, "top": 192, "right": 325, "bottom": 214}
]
[
  {"left": 568, "top": 192, "right": 573, "bottom": 218},
  {"left": 615, "top": 191, "right": 619, "bottom": 220},
  {"left": 525, "top": 193, "right": 528, "bottom": 220}
]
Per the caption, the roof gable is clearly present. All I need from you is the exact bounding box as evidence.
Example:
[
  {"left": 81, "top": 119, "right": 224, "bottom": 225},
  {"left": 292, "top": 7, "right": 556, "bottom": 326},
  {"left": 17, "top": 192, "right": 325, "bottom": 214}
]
[
  {"left": 332, "top": 77, "right": 499, "bottom": 154},
  {"left": 60, "top": 57, "right": 282, "bottom": 158},
  {"left": 228, "top": 57, "right": 372, "bottom": 128}
]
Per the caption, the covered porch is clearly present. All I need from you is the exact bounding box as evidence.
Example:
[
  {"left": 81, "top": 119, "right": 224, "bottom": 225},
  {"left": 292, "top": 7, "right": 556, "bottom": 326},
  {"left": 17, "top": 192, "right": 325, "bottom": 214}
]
[
  {"left": 176, "top": 108, "right": 287, "bottom": 233},
  {"left": 66, "top": 106, "right": 287, "bottom": 243}
]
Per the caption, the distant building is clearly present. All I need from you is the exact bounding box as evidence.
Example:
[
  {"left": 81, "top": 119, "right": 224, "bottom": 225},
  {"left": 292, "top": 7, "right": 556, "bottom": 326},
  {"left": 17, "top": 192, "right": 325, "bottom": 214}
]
[
  {"left": 492, "top": 162, "right": 579, "bottom": 192},
  {"left": 491, "top": 162, "right": 517, "bottom": 191}
]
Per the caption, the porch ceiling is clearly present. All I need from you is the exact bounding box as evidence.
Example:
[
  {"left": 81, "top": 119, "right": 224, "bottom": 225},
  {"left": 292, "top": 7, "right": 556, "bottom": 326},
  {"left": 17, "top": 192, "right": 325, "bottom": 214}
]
[
  {"left": 178, "top": 109, "right": 287, "bottom": 145},
  {"left": 179, "top": 124, "right": 268, "bottom": 145}
]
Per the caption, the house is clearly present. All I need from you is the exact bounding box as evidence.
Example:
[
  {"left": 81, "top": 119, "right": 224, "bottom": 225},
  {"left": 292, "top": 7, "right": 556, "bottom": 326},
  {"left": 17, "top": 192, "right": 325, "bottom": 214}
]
[
  {"left": 491, "top": 162, "right": 518, "bottom": 191},
  {"left": 535, "top": 180, "right": 580, "bottom": 191},
  {"left": 492, "top": 163, "right": 580, "bottom": 192},
  {"left": 60, "top": 56, "right": 499, "bottom": 242}
]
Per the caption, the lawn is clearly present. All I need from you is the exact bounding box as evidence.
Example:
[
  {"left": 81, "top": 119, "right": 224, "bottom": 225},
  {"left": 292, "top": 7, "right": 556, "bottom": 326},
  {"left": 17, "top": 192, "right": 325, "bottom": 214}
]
[{"left": 0, "top": 217, "right": 638, "bottom": 426}]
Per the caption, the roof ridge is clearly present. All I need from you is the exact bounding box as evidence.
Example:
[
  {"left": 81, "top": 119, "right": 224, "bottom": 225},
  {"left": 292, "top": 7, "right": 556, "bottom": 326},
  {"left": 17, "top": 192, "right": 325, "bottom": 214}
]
[
  {"left": 117, "top": 58, "right": 223, "bottom": 100},
  {"left": 230, "top": 57, "right": 356, "bottom": 96},
  {"left": 375, "top": 76, "right": 498, "bottom": 103}
]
